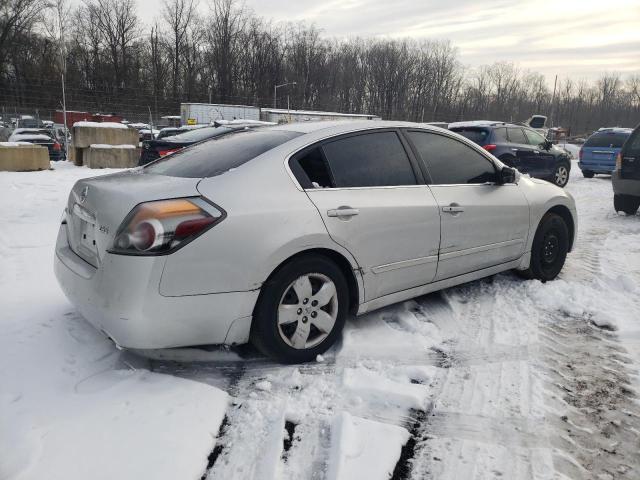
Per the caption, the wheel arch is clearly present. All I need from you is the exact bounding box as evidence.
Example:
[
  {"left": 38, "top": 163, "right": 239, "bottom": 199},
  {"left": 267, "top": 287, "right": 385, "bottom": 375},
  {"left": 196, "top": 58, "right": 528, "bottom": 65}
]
[
  {"left": 257, "top": 247, "right": 362, "bottom": 315},
  {"left": 546, "top": 204, "right": 575, "bottom": 251}
]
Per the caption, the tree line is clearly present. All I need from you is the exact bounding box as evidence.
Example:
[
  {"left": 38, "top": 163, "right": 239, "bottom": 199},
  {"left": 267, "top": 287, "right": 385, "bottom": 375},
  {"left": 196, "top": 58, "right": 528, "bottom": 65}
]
[{"left": 1, "top": 0, "right": 639, "bottom": 133}]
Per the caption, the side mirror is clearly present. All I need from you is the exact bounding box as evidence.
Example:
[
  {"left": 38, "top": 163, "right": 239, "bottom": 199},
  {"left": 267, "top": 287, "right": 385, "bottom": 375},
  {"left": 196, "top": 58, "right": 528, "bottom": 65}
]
[
  {"left": 500, "top": 166, "right": 517, "bottom": 184},
  {"left": 543, "top": 139, "right": 553, "bottom": 150}
]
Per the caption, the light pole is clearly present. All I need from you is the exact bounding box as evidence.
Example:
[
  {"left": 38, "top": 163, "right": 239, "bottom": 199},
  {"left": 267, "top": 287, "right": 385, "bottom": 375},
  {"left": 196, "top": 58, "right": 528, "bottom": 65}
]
[{"left": 273, "top": 82, "right": 297, "bottom": 109}]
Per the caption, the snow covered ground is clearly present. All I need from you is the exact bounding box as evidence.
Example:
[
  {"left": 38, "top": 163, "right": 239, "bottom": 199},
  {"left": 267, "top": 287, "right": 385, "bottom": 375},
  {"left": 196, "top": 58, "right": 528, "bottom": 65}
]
[{"left": 1, "top": 160, "right": 639, "bottom": 479}]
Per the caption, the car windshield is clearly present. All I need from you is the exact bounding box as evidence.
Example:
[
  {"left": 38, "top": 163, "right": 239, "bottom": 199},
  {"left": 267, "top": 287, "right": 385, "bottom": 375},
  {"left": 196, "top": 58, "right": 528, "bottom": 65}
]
[
  {"left": 163, "top": 126, "right": 231, "bottom": 143},
  {"left": 145, "top": 129, "right": 302, "bottom": 178},
  {"left": 584, "top": 132, "right": 629, "bottom": 148},
  {"left": 449, "top": 127, "right": 490, "bottom": 145}
]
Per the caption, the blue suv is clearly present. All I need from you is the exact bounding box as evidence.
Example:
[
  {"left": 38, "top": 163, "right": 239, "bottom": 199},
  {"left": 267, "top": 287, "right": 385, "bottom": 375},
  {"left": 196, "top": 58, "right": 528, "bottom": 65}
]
[
  {"left": 579, "top": 128, "right": 632, "bottom": 178},
  {"left": 449, "top": 121, "right": 572, "bottom": 187}
]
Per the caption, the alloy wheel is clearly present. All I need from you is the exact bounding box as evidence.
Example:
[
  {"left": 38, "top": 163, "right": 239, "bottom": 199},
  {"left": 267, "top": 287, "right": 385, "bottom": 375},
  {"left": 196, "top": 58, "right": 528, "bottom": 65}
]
[
  {"left": 555, "top": 165, "right": 569, "bottom": 186},
  {"left": 277, "top": 273, "right": 339, "bottom": 349}
]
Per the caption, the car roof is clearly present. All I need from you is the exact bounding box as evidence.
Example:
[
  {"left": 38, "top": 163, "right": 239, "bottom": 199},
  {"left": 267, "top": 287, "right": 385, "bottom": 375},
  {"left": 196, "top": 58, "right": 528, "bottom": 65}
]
[
  {"left": 265, "top": 120, "right": 463, "bottom": 135},
  {"left": 594, "top": 127, "right": 633, "bottom": 134},
  {"left": 448, "top": 120, "right": 517, "bottom": 129}
]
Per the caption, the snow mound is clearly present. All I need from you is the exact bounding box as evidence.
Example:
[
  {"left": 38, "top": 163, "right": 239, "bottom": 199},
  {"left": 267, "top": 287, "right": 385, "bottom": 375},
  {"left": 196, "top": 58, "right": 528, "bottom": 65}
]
[
  {"left": 2, "top": 370, "right": 228, "bottom": 480},
  {"left": 90, "top": 144, "right": 136, "bottom": 149},
  {"left": 328, "top": 412, "right": 409, "bottom": 480},
  {"left": 343, "top": 367, "right": 430, "bottom": 411},
  {"left": 0, "top": 141, "right": 33, "bottom": 147}
]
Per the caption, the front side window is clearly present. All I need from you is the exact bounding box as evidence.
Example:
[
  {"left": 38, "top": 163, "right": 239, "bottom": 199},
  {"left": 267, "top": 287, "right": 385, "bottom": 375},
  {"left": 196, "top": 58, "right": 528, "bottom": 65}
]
[
  {"left": 321, "top": 131, "right": 417, "bottom": 188},
  {"left": 524, "top": 129, "right": 546, "bottom": 146},
  {"left": 507, "top": 128, "right": 528, "bottom": 144},
  {"left": 406, "top": 130, "right": 496, "bottom": 185},
  {"left": 145, "top": 129, "right": 302, "bottom": 178}
]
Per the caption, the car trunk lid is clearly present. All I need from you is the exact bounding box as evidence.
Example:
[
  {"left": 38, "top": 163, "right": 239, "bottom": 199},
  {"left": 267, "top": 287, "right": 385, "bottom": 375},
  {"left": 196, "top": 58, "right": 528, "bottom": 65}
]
[{"left": 65, "top": 170, "right": 201, "bottom": 267}]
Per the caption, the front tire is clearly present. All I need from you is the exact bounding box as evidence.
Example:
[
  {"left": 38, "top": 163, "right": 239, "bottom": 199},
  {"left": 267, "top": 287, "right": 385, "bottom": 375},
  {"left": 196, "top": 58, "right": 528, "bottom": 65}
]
[
  {"left": 553, "top": 163, "right": 570, "bottom": 187},
  {"left": 614, "top": 194, "right": 640, "bottom": 215},
  {"left": 582, "top": 170, "right": 594, "bottom": 178},
  {"left": 518, "top": 212, "right": 569, "bottom": 282},
  {"left": 251, "top": 255, "right": 349, "bottom": 363}
]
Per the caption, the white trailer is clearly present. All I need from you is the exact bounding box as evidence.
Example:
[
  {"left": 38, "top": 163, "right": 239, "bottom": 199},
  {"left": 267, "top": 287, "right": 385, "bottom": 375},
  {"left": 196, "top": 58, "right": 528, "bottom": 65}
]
[{"left": 180, "top": 103, "right": 260, "bottom": 125}]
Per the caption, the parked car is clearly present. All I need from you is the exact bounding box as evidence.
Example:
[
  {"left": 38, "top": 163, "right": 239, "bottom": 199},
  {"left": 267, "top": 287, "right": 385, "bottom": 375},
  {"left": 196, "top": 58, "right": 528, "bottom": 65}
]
[
  {"left": 449, "top": 121, "right": 572, "bottom": 187},
  {"left": 612, "top": 123, "right": 640, "bottom": 215},
  {"left": 139, "top": 123, "right": 268, "bottom": 165},
  {"left": 8, "top": 128, "right": 65, "bottom": 161},
  {"left": 155, "top": 125, "right": 207, "bottom": 140},
  {"left": 55, "top": 121, "right": 577, "bottom": 363},
  {"left": 579, "top": 128, "right": 633, "bottom": 178}
]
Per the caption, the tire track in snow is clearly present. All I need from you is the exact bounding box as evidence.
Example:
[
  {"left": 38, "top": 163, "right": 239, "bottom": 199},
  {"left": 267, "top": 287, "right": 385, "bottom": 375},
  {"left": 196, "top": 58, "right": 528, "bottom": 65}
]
[{"left": 537, "top": 313, "right": 640, "bottom": 479}]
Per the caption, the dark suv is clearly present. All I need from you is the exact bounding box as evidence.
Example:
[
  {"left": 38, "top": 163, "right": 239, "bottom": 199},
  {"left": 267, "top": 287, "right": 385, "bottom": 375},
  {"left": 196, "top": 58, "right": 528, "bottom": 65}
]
[
  {"left": 449, "top": 121, "right": 571, "bottom": 187},
  {"left": 612, "top": 123, "right": 640, "bottom": 215}
]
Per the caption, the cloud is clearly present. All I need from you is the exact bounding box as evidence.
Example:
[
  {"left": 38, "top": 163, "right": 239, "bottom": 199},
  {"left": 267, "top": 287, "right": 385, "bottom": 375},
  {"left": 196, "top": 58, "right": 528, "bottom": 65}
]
[
  {"left": 127, "top": 0, "right": 640, "bottom": 80},
  {"left": 245, "top": 0, "right": 639, "bottom": 78}
]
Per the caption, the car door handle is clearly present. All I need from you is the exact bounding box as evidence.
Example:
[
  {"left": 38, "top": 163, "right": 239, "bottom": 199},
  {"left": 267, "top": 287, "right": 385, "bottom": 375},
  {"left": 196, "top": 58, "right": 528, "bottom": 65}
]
[
  {"left": 442, "top": 205, "right": 464, "bottom": 213},
  {"left": 327, "top": 207, "right": 360, "bottom": 217}
]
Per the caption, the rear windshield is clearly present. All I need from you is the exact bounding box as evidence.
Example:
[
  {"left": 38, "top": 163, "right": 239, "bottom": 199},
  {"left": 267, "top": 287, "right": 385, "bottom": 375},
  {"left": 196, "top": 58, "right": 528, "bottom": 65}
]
[
  {"left": 624, "top": 129, "right": 640, "bottom": 155},
  {"left": 584, "top": 132, "right": 630, "bottom": 148},
  {"left": 163, "top": 126, "right": 231, "bottom": 143},
  {"left": 449, "top": 127, "right": 490, "bottom": 145},
  {"left": 145, "top": 129, "right": 302, "bottom": 178}
]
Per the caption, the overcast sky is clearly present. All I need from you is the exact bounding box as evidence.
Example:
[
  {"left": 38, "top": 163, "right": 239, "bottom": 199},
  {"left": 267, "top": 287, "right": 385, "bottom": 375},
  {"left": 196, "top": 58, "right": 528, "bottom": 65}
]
[{"left": 130, "top": 0, "right": 640, "bottom": 83}]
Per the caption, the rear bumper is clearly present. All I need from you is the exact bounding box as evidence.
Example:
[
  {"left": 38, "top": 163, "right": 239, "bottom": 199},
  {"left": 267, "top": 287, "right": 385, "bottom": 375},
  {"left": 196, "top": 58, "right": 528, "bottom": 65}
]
[
  {"left": 579, "top": 161, "right": 614, "bottom": 174},
  {"left": 612, "top": 169, "right": 640, "bottom": 197},
  {"left": 54, "top": 224, "right": 259, "bottom": 349}
]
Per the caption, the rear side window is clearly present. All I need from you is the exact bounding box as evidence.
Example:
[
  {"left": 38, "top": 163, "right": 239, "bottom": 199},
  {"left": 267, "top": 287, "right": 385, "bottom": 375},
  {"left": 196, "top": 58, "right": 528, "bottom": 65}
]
[
  {"left": 290, "top": 148, "right": 333, "bottom": 188},
  {"left": 449, "top": 127, "right": 490, "bottom": 145},
  {"left": 145, "top": 129, "right": 302, "bottom": 178},
  {"left": 507, "top": 128, "right": 527, "bottom": 144},
  {"left": 407, "top": 131, "right": 496, "bottom": 185},
  {"left": 584, "top": 132, "right": 629, "bottom": 148},
  {"left": 321, "top": 131, "right": 417, "bottom": 188},
  {"left": 492, "top": 128, "right": 508, "bottom": 143}
]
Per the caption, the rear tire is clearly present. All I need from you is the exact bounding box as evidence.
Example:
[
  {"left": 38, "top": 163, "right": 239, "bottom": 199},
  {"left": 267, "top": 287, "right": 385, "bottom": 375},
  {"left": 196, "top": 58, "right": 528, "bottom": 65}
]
[
  {"left": 582, "top": 170, "right": 594, "bottom": 178},
  {"left": 250, "top": 255, "right": 348, "bottom": 363},
  {"left": 517, "top": 213, "right": 569, "bottom": 282},
  {"left": 614, "top": 194, "right": 640, "bottom": 215}
]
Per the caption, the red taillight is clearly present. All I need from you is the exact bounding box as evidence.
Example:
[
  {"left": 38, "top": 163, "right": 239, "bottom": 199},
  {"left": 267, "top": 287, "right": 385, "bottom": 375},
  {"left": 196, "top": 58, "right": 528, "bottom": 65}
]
[
  {"left": 110, "top": 198, "right": 223, "bottom": 255},
  {"left": 158, "top": 148, "right": 179, "bottom": 157},
  {"left": 175, "top": 217, "right": 216, "bottom": 238},
  {"left": 579, "top": 148, "right": 583, "bottom": 160},
  {"left": 53, "top": 141, "right": 61, "bottom": 151},
  {"left": 483, "top": 144, "right": 497, "bottom": 152}
]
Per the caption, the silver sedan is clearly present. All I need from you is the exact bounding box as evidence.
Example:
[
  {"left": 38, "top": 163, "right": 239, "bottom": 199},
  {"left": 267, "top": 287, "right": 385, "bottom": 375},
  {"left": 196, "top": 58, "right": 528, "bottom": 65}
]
[{"left": 54, "top": 121, "right": 577, "bottom": 363}]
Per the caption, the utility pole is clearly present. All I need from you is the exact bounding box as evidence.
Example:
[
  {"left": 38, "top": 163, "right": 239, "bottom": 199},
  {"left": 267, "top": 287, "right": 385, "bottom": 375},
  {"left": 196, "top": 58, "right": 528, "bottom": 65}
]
[{"left": 55, "top": 0, "right": 70, "bottom": 160}]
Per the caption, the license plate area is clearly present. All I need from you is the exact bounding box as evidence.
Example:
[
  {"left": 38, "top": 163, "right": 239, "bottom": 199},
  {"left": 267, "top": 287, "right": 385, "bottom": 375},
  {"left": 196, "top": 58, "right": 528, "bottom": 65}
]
[{"left": 79, "top": 219, "right": 98, "bottom": 254}]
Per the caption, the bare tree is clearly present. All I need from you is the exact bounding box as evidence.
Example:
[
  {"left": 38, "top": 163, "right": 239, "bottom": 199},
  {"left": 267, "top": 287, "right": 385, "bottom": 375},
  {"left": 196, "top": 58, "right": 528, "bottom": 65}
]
[{"left": 163, "top": 0, "right": 198, "bottom": 99}]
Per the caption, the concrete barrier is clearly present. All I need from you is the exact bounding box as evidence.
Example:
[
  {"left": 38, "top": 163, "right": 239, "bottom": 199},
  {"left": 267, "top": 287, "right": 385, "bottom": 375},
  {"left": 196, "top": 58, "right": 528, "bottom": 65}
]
[
  {"left": 73, "top": 124, "right": 138, "bottom": 149},
  {"left": 84, "top": 146, "right": 140, "bottom": 169},
  {"left": 0, "top": 144, "right": 50, "bottom": 171}
]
